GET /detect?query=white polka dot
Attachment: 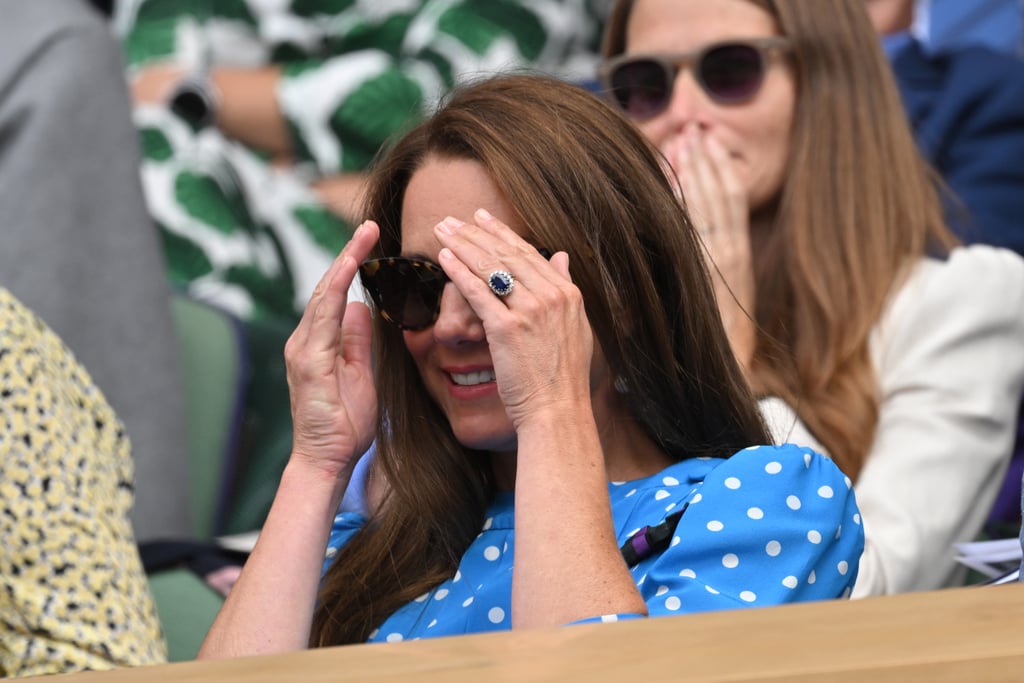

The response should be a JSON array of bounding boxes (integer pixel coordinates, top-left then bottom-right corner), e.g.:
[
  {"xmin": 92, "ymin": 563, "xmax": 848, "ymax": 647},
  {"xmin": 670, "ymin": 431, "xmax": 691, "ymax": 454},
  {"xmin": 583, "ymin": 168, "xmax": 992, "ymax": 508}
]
[
  {"xmin": 765, "ymin": 540, "xmax": 781, "ymax": 556},
  {"xmin": 369, "ymin": 629, "xmax": 379, "ymax": 639},
  {"xmin": 637, "ymin": 573, "xmax": 647, "ymax": 585},
  {"xmin": 625, "ymin": 488, "xmax": 637, "ymax": 498},
  {"xmin": 462, "ymin": 597, "xmax": 474, "ymax": 607},
  {"xmin": 488, "ymin": 607, "xmax": 506, "ymax": 624},
  {"xmin": 503, "ymin": 541, "xmax": 508, "ymax": 553},
  {"xmin": 428, "ymin": 619, "xmax": 437, "ymax": 629},
  {"xmin": 724, "ymin": 477, "xmax": 741, "ymax": 490},
  {"xmin": 454, "ymin": 570, "xmax": 462, "ymax": 582},
  {"xmin": 782, "ymin": 576, "xmax": 798, "ymax": 589},
  {"xmin": 842, "ymin": 586, "xmax": 852, "ymax": 598},
  {"xmin": 835, "ymin": 525, "xmax": 842, "ymax": 540},
  {"xmin": 663, "ymin": 476, "xmax": 680, "ymax": 486},
  {"xmin": 838, "ymin": 561, "xmax": 849, "ymax": 576},
  {"xmin": 786, "ymin": 495, "xmax": 802, "ymax": 510},
  {"xmin": 844, "ymin": 476, "xmax": 852, "ymax": 489},
  {"xmin": 747, "ymin": 507, "xmax": 764, "ymax": 520},
  {"xmin": 853, "ymin": 513, "xmax": 862, "ymax": 525},
  {"xmin": 679, "ymin": 568, "xmax": 697, "ymax": 579},
  {"xmin": 654, "ymin": 490, "xmax": 670, "ymax": 501},
  {"xmin": 808, "ymin": 570, "xmax": 817, "ymax": 584},
  {"xmin": 817, "ymin": 485, "xmax": 834, "ymax": 499},
  {"xmin": 656, "ymin": 585, "xmax": 669, "ymax": 597},
  {"xmin": 386, "ymin": 633, "xmax": 403, "ymax": 643},
  {"xmin": 671, "ymin": 536, "xmax": 681, "ymax": 547},
  {"xmin": 483, "ymin": 546, "xmax": 500, "ymax": 561},
  {"xmin": 706, "ymin": 520, "xmax": 724, "ymax": 532},
  {"xmin": 665, "ymin": 502, "xmax": 677, "ymax": 512},
  {"xmin": 705, "ymin": 585, "xmax": 720, "ymax": 595},
  {"xmin": 804, "ymin": 453, "xmax": 812, "ymax": 468},
  {"xmin": 482, "ymin": 517, "xmax": 494, "ymax": 530},
  {"xmin": 627, "ymin": 527, "xmax": 641, "ymax": 538},
  {"xmin": 434, "ymin": 589, "xmax": 449, "ymax": 601},
  {"xmin": 722, "ymin": 553, "xmax": 739, "ymax": 569},
  {"xmin": 414, "ymin": 592, "xmax": 429, "ymax": 603},
  {"xmin": 665, "ymin": 596, "xmax": 682, "ymax": 611},
  {"xmin": 690, "ymin": 493, "xmax": 703, "ymax": 504},
  {"xmin": 611, "ymin": 481, "xmax": 625, "ymax": 486},
  {"xmin": 807, "ymin": 530, "xmax": 822, "ymax": 544},
  {"xmin": 739, "ymin": 591, "xmax": 757, "ymax": 603},
  {"xmin": 765, "ymin": 461, "xmax": 783, "ymax": 474},
  {"xmin": 601, "ymin": 614, "xmax": 619, "ymax": 623},
  {"xmin": 325, "ymin": 546, "xmax": 337, "ymax": 558}
]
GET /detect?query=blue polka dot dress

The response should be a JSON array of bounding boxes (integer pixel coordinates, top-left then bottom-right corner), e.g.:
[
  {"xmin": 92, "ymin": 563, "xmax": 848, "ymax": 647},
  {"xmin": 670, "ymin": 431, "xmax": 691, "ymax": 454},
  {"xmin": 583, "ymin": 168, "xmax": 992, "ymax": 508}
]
[{"xmin": 323, "ymin": 443, "xmax": 863, "ymax": 642}]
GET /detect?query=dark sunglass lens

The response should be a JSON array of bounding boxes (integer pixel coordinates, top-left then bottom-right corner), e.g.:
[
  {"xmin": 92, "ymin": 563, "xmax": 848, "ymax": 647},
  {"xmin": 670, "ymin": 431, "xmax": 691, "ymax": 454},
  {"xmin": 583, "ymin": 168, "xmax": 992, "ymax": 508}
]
[
  {"xmin": 610, "ymin": 59, "xmax": 672, "ymax": 119},
  {"xmin": 700, "ymin": 44, "xmax": 764, "ymax": 102},
  {"xmin": 361, "ymin": 260, "xmax": 445, "ymax": 330}
]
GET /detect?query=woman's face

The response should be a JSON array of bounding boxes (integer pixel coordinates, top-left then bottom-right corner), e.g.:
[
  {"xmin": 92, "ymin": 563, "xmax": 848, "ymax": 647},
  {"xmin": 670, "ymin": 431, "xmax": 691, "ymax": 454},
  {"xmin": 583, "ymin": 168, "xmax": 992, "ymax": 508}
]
[
  {"xmin": 399, "ymin": 156, "xmax": 615, "ymax": 455},
  {"xmin": 624, "ymin": 0, "xmax": 796, "ymax": 210}
]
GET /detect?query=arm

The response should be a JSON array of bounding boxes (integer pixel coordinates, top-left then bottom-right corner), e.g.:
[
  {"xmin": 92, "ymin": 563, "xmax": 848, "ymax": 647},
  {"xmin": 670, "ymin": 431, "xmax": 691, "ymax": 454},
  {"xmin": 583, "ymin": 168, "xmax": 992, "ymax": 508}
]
[
  {"xmin": 852, "ymin": 246, "xmax": 1024, "ymax": 596},
  {"xmin": 199, "ymin": 222, "xmax": 381, "ymax": 657},
  {"xmin": 636, "ymin": 445, "xmax": 862, "ymax": 614},
  {"xmin": 434, "ymin": 211, "xmax": 647, "ymax": 627}
]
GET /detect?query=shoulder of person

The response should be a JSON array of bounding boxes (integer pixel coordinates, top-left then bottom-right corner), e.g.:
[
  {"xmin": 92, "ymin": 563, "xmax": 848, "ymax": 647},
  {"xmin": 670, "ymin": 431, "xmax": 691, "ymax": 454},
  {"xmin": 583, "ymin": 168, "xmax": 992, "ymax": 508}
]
[{"xmin": 887, "ymin": 245, "xmax": 1024, "ymax": 317}]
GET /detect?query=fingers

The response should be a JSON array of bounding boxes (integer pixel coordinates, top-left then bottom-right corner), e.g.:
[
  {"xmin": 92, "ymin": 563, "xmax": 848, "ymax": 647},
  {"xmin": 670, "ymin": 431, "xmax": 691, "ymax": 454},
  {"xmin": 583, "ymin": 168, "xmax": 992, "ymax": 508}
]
[
  {"xmin": 433, "ymin": 210, "xmax": 576, "ymax": 326},
  {"xmin": 291, "ymin": 220, "xmax": 379, "ymax": 353}
]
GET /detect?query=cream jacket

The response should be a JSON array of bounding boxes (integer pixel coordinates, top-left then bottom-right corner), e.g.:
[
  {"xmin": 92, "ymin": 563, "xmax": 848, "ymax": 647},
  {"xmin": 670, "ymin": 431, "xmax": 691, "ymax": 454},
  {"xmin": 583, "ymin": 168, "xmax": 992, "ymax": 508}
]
[{"xmin": 761, "ymin": 245, "xmax": 1024, "ymax": 597}]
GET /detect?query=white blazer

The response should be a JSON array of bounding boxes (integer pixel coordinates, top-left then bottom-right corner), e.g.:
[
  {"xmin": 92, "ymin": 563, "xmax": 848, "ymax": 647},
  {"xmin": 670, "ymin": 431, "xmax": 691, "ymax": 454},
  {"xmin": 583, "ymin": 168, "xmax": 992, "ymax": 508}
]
[{"xmin": 762, "ymin": 245, "xmax": 1024, "ymax": 597}]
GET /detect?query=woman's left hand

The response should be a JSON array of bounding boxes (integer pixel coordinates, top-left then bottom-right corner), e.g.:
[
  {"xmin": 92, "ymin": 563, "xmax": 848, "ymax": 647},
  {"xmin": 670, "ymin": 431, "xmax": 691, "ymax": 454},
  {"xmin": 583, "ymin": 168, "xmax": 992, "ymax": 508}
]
[{"xmin": 433, "ymin": 210, "xmax": 593, "ymax": 430}]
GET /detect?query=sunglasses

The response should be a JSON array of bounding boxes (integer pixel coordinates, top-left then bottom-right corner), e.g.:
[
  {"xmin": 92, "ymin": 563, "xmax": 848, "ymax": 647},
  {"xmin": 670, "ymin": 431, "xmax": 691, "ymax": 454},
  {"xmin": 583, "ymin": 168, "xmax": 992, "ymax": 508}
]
[
  {"xmin": 360, "ymin": 250, "xmax": 552, "ymax": 331},
  {"xmin": 599, "ymin": 38, "xmax": 789, "ymax": 120}
]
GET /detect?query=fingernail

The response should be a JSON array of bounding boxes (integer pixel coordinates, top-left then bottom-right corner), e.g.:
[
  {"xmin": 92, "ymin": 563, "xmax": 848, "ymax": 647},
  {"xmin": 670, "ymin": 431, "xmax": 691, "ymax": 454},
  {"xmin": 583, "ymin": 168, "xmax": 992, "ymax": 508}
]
[
  {"xmin": 439, "ymin": 247, "xmax": 455, "ymax": 261},
  {"xmin": 475, "ymin": 208, "xmax": 494, "ymax": 222},
  {"xmin": 437, "ymin": 216, "xmax": 463, "ymax": 235}
]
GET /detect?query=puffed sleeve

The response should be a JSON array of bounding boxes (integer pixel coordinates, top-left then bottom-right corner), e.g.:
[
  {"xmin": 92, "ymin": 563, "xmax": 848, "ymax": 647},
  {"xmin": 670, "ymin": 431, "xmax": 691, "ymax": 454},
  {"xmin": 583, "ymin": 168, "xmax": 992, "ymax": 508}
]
[
  {"xmin": 321, "ymin": 511, "xmax": 368, "ymax": 577},
  {"xmin": 634, "ymin": 444, "xmax": 862, "ymax": 616},
  {"xmin": 852, "ymin": 246, "xmax": 1024, "ymax": 596}
]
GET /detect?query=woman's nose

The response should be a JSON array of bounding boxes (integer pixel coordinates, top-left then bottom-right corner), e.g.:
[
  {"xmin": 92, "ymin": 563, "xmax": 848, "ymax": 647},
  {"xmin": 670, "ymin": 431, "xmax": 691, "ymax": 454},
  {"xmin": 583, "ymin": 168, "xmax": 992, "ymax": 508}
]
[
  {"xmin": 432, "ymin": 283, "xmax": 486, "ymax": 345},
  {"xmin": 663, "ymin": 68, "xmax": 715, "ymax": 132}
]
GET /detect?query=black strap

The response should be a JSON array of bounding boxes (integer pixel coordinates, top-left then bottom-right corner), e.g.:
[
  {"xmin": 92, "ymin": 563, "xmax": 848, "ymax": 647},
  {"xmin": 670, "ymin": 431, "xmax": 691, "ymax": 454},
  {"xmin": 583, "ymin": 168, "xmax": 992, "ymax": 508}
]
[{"xmin": 620, "ymin": 503, "xmax": 688, "ymax": 567}]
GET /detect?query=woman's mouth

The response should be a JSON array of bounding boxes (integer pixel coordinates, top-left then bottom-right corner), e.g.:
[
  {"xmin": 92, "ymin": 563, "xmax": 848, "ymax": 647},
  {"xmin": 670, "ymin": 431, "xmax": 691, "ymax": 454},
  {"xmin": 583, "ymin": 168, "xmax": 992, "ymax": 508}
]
[{"xmin": 449, "ymin": 369, "xmax": 497, "ymax": 386}]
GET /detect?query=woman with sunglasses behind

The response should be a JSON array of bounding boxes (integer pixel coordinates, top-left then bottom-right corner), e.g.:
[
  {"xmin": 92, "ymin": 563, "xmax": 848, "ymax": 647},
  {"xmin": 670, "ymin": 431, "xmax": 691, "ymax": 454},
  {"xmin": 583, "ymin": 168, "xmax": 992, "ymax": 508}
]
[
  {"xmin": 197, "ymin": 74, "xmax": 862, "ymax": 655},
  {"xmin": 600, "ymin": 0, "xmax": 1024, "ymax": 597}
]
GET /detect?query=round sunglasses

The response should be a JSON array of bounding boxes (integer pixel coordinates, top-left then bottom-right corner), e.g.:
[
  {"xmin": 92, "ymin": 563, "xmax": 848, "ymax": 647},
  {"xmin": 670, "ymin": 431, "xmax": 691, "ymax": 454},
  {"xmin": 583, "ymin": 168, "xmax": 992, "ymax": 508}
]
[
  {"xmin": 598, "ymin": 38, "xmax": 790, "ymax": 120},
  {"xmin": 360, "ymin": 250, "xmax": 552, "ymax": 331}
]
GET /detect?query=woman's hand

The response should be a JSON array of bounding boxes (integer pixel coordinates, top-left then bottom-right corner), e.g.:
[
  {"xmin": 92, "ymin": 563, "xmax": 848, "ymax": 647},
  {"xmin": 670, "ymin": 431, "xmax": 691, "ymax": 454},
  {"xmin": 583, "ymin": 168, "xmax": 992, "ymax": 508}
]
[
  {"xmin": 433, "ymin": 210, "xmax": 594, "ymax": 430},
  {"xmin": 665, "ymin": 125, "xmax": 757, "ymax": 374},
  {"xmin": 284, "ymin": 220, "xmax": 380, "ymax": 480}
]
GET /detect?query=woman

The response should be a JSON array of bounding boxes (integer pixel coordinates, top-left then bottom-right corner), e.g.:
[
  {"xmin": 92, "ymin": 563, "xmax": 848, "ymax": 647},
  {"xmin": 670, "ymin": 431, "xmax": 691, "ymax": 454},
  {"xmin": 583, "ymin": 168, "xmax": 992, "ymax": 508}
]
[
  {"xmin": 198, "ymin": 74, "xmax": 861, "ymax": 655},
  {"xmin": 600, "ymin": 0, "xmax": 1024, "ymax": 596}
]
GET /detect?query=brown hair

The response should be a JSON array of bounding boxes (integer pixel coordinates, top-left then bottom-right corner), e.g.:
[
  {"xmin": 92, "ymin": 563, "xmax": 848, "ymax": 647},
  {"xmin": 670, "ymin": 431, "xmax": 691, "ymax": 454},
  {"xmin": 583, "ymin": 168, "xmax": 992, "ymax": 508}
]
[
  {"xmin": 603, "ymin": 0, "xmax": 958, "ymax": 479},
  {"xmin": 311, "ymin": 74, "xmax": 770, "ymax": 645}
]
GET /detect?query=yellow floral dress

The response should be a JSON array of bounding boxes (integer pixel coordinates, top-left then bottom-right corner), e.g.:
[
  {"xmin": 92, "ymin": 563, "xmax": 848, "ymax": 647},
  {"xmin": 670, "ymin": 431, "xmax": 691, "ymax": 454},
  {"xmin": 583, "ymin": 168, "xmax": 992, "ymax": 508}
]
[{"xmin": 0, "ymin": 289, "xmax": 166, "ymax": 676}]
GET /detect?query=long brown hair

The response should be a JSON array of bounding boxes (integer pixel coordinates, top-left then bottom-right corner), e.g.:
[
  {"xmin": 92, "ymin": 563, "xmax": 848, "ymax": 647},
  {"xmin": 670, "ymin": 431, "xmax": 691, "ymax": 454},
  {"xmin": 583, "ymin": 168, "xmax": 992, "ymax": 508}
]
[
  {"xmin": 603, "ymin": 0, "xmax": 958, "ymax": 479},
  {"xmin": 311, "ymin": 73, "xmax": 770, "ymax": 645}
]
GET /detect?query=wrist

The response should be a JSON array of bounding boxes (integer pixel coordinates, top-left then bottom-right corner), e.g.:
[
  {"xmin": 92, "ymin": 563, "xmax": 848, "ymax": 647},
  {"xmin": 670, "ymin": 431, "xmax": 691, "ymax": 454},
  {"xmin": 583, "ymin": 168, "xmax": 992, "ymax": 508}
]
[{"xmin": 168, "ymin": 71, "xmax": 220, "ymax": 129}]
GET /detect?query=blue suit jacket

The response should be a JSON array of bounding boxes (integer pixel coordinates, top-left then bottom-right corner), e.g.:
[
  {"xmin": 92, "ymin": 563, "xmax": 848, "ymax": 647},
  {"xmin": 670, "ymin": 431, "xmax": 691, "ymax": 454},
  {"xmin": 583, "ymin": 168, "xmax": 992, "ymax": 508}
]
[{"xmin": 890, "ymin": 39, "xmax": 1024, "ymax": 255}]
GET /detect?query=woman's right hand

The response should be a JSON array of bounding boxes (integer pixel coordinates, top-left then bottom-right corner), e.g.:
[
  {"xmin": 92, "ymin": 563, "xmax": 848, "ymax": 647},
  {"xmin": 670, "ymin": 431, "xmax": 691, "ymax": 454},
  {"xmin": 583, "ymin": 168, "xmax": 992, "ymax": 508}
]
[
  {"xmin": 284, "ymin": 220, "xmax": 380, "ymax": 480},
  {"xmin": 664, "ymin": 125, "xmax": 758, "ymax": 375}
]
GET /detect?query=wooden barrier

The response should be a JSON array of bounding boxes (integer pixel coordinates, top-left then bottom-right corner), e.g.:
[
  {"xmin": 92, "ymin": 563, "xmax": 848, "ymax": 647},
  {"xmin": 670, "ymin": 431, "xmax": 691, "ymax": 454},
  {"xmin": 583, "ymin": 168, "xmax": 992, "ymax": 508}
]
[{"xmin": 54, "ymin": 583, "xmax": 1024, "ymax": 682}]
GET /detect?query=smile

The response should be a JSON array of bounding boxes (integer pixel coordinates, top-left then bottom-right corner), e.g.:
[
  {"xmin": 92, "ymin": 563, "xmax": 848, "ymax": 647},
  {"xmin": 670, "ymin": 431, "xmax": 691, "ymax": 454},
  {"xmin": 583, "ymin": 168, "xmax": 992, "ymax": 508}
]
[{"xmin": 449, "ymin": 369, "xmax": 497, "ymax": 386}]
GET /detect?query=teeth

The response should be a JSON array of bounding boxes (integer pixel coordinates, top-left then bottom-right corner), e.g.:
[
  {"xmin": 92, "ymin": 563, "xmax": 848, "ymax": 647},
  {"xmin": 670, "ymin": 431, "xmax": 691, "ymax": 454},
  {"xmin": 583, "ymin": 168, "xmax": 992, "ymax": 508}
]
[{"xmin": 450, "ymin": 369, "xmax": 496, "ymax": 386}]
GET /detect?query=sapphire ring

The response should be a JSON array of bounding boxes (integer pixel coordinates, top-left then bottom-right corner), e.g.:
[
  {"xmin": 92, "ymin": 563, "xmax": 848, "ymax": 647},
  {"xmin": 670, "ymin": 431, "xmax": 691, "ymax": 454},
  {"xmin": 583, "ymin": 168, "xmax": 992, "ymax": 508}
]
[{"xmin": 487, "ymin": 270, "xmax": 515, "ymax": 298}]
